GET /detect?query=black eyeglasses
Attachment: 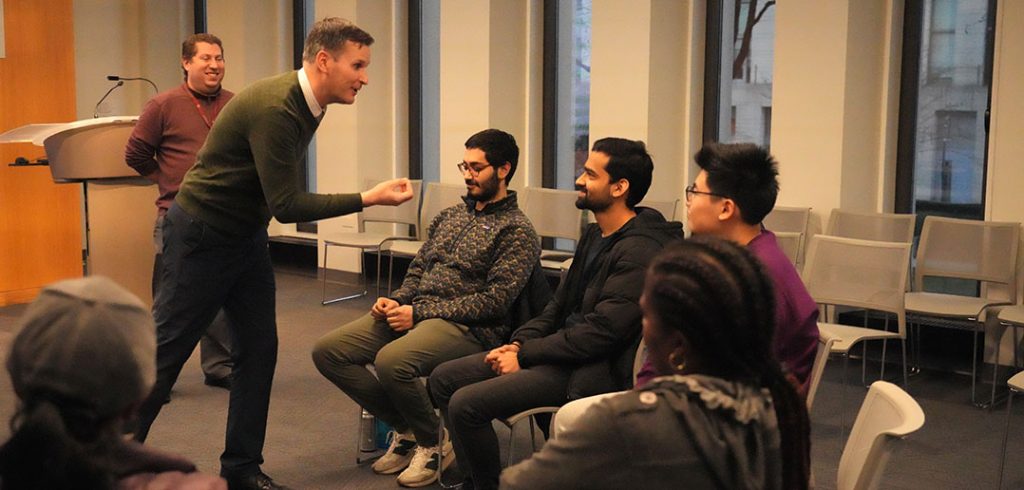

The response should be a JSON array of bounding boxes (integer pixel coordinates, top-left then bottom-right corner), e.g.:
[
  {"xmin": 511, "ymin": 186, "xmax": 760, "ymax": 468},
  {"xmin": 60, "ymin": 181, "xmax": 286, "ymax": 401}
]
[
  {"xmin": 457, "ymin": 162, "xmax": 491, "ymax": 176},
  {"xmin": 685, "ymin": 183, "xmax": 728, "ymax": 202}
]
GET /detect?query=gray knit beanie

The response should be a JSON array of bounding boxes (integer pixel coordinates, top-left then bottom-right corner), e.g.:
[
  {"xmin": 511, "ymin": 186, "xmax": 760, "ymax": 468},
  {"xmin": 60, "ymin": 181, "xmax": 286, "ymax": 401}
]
[{"xmin": 7, "ymin": 276, "xmax": 156, "ymax": 419}]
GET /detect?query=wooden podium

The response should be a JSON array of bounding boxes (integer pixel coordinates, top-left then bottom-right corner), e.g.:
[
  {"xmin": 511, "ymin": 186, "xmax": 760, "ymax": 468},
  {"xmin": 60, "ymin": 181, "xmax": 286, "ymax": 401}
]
[{"xmin": 0, "ymin": 117, "xmax": 159, "ymax": 305}]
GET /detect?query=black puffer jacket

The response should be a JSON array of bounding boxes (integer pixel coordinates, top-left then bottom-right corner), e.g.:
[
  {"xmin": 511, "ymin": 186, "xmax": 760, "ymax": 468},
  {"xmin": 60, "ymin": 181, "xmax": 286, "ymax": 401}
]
[{"xmin": 510, "ymin": 207, "xmax": 684, "ymax": 399}]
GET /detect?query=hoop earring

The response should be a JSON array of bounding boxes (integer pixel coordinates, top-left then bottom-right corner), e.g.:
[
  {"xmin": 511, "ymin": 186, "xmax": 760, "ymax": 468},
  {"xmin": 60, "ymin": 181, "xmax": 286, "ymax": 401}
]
[{"xmin": 668, "ymin": 351, "xmax": 686, "ymax": 372}]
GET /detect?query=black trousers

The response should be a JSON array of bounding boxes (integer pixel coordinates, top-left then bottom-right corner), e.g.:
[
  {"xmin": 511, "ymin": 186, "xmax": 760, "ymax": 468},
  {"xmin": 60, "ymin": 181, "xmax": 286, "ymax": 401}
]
[
  {"xmin": 135, "ymin": 203, "xmax": 277, "ymax": 478},
  {"xmin": 153, "ymin": 246, "xmax": 234, "ymax": 381},
  {"xmin": 428, "ymin": 352, "xmax": 573, "ymax": 490}
]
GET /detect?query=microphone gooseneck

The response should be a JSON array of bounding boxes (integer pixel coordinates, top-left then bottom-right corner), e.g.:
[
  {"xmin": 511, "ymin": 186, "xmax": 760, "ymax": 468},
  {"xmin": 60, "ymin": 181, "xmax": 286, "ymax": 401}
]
[
  {"xmin": 106, "ymin": 75, "xmax": 159, "ymax": 95},
  {"xmin": 93, "ymin": 81, "xmax": 125, "ymax": 118}
]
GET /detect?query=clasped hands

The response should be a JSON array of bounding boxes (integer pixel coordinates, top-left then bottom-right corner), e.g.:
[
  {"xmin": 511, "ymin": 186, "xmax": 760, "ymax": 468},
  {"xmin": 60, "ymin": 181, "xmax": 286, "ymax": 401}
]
[
  {"xmin": 485, "ymin": 343, "xmax": 521, "ymax": 375},
  {"xmin": 371, "ymin": 297, "xmax": 414, "ymax": 332}
]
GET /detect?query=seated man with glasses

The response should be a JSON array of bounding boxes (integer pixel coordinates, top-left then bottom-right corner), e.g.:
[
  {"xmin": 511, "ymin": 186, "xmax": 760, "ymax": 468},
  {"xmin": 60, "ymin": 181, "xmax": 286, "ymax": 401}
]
[
  {"xmin": 644, "ymin": 142, "xmax": 820, "ymax": 393},
  {"xmin": 312, "ymin": 128, "xmax": 540, "ymax": 488}
]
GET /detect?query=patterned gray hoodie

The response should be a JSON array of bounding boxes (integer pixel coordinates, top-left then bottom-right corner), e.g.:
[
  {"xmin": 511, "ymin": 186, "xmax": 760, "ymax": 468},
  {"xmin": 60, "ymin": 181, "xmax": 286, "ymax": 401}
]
[{"xmin": 390, "ymin": 190, "xmax": 540, "ymax": 349}]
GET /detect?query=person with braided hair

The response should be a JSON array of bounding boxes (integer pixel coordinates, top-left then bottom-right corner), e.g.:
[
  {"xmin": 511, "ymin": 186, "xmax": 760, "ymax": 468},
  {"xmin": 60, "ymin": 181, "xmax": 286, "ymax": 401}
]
[{"xmin": 501, "ymin": 237, "xmax": 811, "ymax": 489}]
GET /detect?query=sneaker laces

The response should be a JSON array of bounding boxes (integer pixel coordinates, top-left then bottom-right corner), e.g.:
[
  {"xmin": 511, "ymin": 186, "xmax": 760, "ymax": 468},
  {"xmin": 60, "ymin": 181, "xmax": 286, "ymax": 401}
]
[
  {"xmin": 385, "ymin": 430, "xmax": 415, "ymax": 453},
  {"xmin": 409, "ymin": 445, "xmax": 437, "ymax": 469}
]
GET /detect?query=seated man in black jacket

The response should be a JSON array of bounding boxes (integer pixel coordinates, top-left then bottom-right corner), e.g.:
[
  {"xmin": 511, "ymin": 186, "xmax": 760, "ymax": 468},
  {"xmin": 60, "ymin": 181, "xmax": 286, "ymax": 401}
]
[{"xmin": 428, "ymin": 137, "xmax": 684, "ymax": 490}]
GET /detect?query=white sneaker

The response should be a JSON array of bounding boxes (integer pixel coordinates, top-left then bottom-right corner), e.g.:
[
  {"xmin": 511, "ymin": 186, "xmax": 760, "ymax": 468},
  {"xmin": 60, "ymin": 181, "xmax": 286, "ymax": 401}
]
[
  {"xmin": 371, "ymin": 430, "xmax": 417, "ymax": 475},
  {"xmin": 395, "ymin": 437, "xmax": 453, "ymax": 487}
]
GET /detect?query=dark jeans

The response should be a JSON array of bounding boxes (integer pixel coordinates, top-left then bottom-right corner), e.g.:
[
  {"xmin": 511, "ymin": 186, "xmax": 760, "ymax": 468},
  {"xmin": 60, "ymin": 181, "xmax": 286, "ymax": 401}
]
[
  {"xmin": 135, "ymin": 203, "xmax": 277, "ymax": 478},
  {"xmin": 428, "ymin": 352, "xmax": 573, "ymax": 490},
  {"xmin": 153, "ymin": 216, "xmax": 234, "ymax": 381}
]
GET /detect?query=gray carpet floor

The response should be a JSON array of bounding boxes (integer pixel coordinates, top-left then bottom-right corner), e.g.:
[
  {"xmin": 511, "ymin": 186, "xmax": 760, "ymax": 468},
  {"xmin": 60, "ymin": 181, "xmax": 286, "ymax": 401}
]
[{"xmin": 0, "ymin": 269, "xmax": 1021, "ymax": 489}]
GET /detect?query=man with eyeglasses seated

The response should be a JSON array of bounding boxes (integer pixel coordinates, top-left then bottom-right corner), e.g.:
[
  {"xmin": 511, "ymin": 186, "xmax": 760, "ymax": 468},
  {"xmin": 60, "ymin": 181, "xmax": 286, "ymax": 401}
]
[
  {"xmin": 312, "ymin": 128, "xmax": 540, "ymax": 488},
  {"xmin": 645, "ymin": 143, "xmax": 819, "ymax": 394},
  {"xmin": 428, "ymin": 137, "xmax": 684, "ymax": 490}
]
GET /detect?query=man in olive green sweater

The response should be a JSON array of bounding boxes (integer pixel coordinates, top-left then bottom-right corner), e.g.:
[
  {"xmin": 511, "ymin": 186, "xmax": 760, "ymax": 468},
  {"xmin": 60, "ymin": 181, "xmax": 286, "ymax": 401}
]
[{"xmin": 134, "ymin": 18, "xmax": 413, "ymax": 490}]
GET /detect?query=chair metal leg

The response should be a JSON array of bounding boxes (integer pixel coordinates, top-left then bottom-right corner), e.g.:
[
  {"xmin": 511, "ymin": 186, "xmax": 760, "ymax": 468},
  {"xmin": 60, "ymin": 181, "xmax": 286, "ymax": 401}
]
[
  {"xmin": 991, "ymin": 323, "xmax": 1023, "ymax": 410},
  {"xmin": 972, "ymin": 329, "xmax": 983, "ymax": 407},
  {"xmin": 321, "ymin": 242, "xmax": 330, "ymax": 305},
  {"xmin": 506, "ymin": 422, "xmax": 515, "ymax": 469},
  {"xmin": 436, "ymin": 415, "xmax": 460, "ymax": 489},
  {"xmin": 862, "ymin": 341, "xmax": 869, "ymax": 387},
  {"xmin": 879, "ymin": 316, "xmax": 891, "ymax": 384},
  {"xmin": 321, "ymin": 244, "xmax": 370, "ymax": 305},
  {"xmin": 999, "ymin": 389, "xmax": 1017, "ymax": 489},
  {"xmin": 840, "ymin": 354, "xmax": 849, "ymax": 441},
  {"xmin": 375, "ymin": 250, "xmax": 383, "ymax": 298},
  {"xmin": 901, "ymin": 339, "xmax": 909, "ymax": 388},
  {"xmin": 528, "ymin": 416, "xmax": 538, "ymax": 452},
  {"xmin": 909, "ymin": 321, "xmax": 922, "ymax": 375},
  {"xmin": 387, "ymin": 251, "xmax": 396, "ymax": 295},
  {"xmin": 993, "ymin": 326, "xmax": 1003, "ymax": 409}
]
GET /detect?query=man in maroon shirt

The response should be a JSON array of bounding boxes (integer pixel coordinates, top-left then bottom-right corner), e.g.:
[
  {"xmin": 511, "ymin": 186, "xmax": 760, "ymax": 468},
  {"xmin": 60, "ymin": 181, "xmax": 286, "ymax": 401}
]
[{"xmin": 125, "ymin": 33, "xmax": 235, "ymax": 390}]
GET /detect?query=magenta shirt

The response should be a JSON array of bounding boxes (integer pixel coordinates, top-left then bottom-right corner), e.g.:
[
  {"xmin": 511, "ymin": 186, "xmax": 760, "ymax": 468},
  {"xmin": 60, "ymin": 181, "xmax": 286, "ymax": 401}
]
[{"xmin": 636, "ymin": 230, "xmax": 820, "ymax": 394}]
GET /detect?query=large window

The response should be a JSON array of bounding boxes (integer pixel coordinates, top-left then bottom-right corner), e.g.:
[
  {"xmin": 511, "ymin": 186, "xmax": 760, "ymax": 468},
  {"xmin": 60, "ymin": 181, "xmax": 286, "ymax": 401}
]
[
  {"xmin": 703, "ymin": 0, "xmax": 776, "ymax": 146},
  {"xmin": 896, "ymin": 0, "xmax": 995, "ymax": 220},
  {"xmin": 543, "ymin": 0, "xmax": 591, "ymax": 190}
]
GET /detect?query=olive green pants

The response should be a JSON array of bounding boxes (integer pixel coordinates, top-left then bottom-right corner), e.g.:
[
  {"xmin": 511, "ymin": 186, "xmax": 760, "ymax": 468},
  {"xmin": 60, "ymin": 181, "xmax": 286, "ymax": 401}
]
[{"xmin": 312, "ymin": 313, "xmax": 483, "ymax": 446}]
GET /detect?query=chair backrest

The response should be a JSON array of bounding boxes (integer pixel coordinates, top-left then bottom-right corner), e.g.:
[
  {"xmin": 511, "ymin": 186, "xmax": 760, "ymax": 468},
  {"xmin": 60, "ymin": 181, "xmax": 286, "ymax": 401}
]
[
  {"xmin": 802, "ymin": 235, "xmax": 911, "ymax": 337},
  {"xmin": 521, "ymin": 187, "xmax": 584, "ymax": 241},
  {"xmin": 826, "ymin": 209, "xmax": 916, "ymax": 244},
  {"xmin": 764, "ymin": 206, "xmax": 811, "ymax": 267},
  {"xmin": 806, "ymin": 332, "xmax": 835, "ymax": 411},
  {"xmin": 418, "ymin": 182, "xmax": 467, "ymax": 238},
  {"xmin": 637, "ymin": 199, "xmax": 679, "ymax": 221},
  {"xmin": 838, "ymin": 381, "xmax": 925, "ymax": 490},
  {"xmin": 764, "ymin": 206, "xmax": 811, "ymax": 235},
  {"xmin": 774, "ymin": 231, "xmax": 803, "ymax": 267},
  {"xmin": 913, "ymin": 216, "xmax": 1020, "ymax": 300},
  {"xmin": 360, "ymin": 179, "xmax": 423, "ymax": 231}
]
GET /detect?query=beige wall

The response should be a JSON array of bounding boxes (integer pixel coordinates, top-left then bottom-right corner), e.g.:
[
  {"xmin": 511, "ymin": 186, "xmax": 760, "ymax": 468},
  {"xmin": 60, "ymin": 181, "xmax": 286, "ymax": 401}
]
[
  {"xmin": 772, "ymin": 1, "xmax": 899, "ymax": 234},
  {"xmin": 987, "ymin": 0, "xmax": 1024, "ymax": 301},
  {"xmin": 589, "ymin": 0, "xmax": 699, "ymax": 205},
  {"xmin": 75, "ymin": 0, "xmax": 192, "ymax": 119},
  {"xmin": 68, "ymin": 0, "xmax": 1024, "ymax": 279}
]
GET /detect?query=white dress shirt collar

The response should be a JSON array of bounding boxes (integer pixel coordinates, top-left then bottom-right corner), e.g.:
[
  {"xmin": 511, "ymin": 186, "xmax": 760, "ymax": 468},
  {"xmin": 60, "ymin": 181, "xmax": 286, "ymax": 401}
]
[{"xmin": 297, "ymin": 67, "xmax": 324, "ymax": 120}]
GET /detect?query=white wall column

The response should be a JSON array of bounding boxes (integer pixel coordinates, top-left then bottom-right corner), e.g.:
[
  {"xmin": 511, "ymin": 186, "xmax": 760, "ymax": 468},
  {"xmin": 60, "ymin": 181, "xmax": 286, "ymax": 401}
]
[
  {"xmin": 588, "ymin": 0, "xmax": 697, "ymax": 204},
  {"xmin": 771, "ymin": 0, "xmax": 899, "ymax": 227}
]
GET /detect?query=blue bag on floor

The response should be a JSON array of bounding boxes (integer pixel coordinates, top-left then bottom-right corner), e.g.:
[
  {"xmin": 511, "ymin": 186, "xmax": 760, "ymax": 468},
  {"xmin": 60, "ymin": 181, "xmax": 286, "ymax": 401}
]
[{"xmin": 375, "ymin": 418, "xmax": 393, "ymax": 449}]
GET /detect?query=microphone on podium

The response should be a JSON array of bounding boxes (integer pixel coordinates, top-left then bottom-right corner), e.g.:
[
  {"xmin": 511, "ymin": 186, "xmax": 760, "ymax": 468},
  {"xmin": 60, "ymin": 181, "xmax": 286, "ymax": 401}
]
[
  {"xmin": 106, "ymin": 75, "xmax": 159, "ymax": 95},
  {"xmin": 93, "ymin": 80, "xmax": 125, "ymax": 118}
]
